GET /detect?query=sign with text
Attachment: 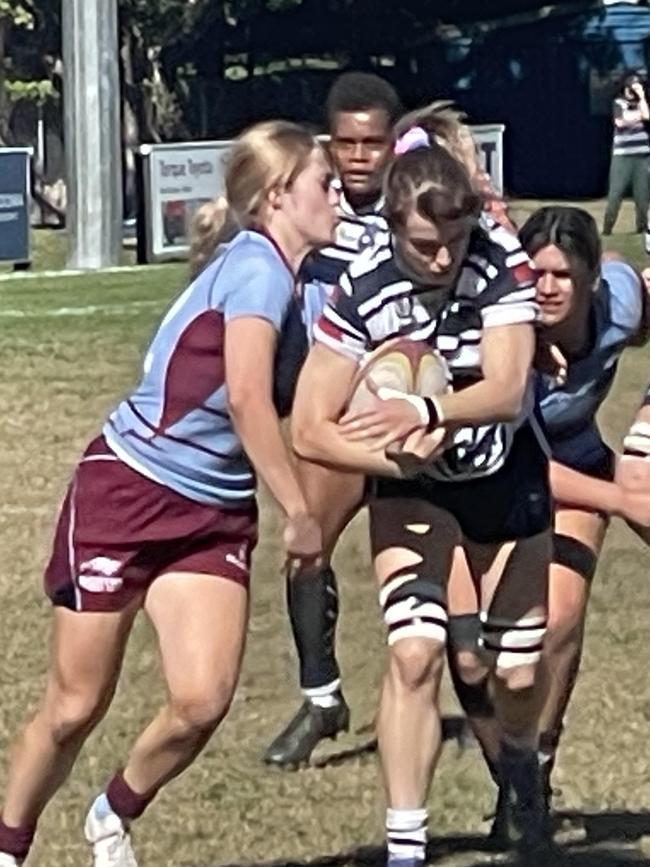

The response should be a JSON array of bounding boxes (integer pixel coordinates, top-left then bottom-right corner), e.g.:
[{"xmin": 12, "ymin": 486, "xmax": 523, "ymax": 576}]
[
  {"xmin": 0, "ymin": 148, "xmax": 32, "ymax": 265},
  {"xmin": 471, "ymin": 124, "xmax": 505, "ymax": 196},
  {"xmin": 136, "ymin": 126, "xmax": 505, "ymax": 263},
  {"xmin": 137, "ymin": 141, "xmax": 230, "ymax": 262}
]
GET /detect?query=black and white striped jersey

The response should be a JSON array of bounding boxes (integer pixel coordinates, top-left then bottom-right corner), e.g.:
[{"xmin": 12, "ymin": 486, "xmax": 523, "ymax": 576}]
[
  {"xmin": 314, "ymin": 225, "xmax": 542, "ymax": 482},
  {"xmin": 301, "ymin": 191, "xmax": 389, "ymax": 288}
]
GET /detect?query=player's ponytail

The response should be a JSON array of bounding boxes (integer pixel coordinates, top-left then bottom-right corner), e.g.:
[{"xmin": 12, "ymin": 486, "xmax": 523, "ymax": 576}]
[{"xmin": 187, "ymin": 197, "xmax": 237, "ymax": 280}]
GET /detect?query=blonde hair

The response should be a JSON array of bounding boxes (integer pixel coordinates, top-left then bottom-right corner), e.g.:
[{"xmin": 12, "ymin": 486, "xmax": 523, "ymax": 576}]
[
  {"xmin": 187, "ymin": 121, "xmax": 318, "ymax": 279},
  {"xmin": 188, "ymin": 196, "xmax": 230, "ymax": 279},
  {"xmin": 225, "ymin": 120, "xmax": 318, "ymax": 228},
  {"xmin": 395, "ymin": 101, "xmax": 478, "ymax": 176}
]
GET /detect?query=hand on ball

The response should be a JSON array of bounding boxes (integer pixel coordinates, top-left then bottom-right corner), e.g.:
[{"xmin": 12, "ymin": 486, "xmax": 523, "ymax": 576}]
[{"xmin": 339, "ymin": 394, "xmax": 423, "ymax": 450}]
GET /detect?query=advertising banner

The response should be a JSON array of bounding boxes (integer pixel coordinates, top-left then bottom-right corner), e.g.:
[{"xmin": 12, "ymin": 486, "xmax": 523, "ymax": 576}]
[
  {"xmin": 0, "ymin": 148, "xmax": 32, "ymax": 265},
  {"xmin": 137, "ymin": 141, "xmax": 231, "ymax": 262}
]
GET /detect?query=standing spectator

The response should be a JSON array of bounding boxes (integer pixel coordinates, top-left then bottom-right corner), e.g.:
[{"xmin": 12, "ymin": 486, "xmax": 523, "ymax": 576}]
[{"xmin": 603, "ymin": 71, "xmax": 650, "ymax": 236}]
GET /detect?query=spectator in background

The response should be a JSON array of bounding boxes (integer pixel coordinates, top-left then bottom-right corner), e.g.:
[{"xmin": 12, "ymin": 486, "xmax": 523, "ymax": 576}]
[{"xmin": 603, "ymin": 71, "xmax": 650, "ymax": 236}]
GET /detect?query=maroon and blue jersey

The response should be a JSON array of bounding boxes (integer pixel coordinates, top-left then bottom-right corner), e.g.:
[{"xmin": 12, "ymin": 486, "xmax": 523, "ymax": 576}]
[{"xmin": 104, "ymin": 230, "xmax": 295, "ymax": 506}]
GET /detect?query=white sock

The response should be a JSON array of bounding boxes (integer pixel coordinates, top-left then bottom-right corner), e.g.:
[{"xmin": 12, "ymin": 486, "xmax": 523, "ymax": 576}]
[
  {"xmin": 303, "ymin": 679, "xmax": 341, "ymax": 708},
  {"xmin": 386, "ymin": 807, "xmax": 427, "ymax": 862}
]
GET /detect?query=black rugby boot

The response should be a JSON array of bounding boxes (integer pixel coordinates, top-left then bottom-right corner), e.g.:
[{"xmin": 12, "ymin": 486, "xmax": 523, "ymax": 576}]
[
  {"xmin": 263, "ymin": 694, "xmax": 350, "ymax": 768},
  {"xmin": 491, "ymin": 742, "xmax": 553, "ymax": 854}
]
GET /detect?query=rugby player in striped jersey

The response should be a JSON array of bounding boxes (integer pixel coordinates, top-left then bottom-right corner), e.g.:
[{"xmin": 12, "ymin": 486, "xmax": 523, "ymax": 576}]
[
  {"xmin": 266, "ymin": 96, "xmax": 528, "ymax": 769},
  {"xmin": 292, "ymin": 130, "xmax": 552, "ymax": 860}
]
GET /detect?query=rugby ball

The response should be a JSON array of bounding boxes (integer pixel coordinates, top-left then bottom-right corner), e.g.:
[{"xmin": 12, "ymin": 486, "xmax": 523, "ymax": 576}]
[{"xmin": 347, "ymin": 338, "xmax": 449, "ymax": 413}]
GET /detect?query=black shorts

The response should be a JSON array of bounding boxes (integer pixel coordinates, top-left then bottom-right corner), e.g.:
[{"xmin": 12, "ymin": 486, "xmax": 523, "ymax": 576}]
[{"xmin": 373, "ymin": 424, "xmax": 552, "ymax": 545}]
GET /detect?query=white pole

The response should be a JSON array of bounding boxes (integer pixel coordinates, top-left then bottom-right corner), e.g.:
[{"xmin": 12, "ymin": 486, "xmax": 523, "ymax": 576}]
[{"xmin": 62, "ymin": 0, "xmax": 122, "ymax": 269}]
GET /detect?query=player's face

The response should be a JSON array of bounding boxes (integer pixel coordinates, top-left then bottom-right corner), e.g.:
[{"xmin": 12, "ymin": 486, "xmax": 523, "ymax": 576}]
[
  {"xmin": 532, "ymin": 244, "xmax": 578, "ymax": 326},
  {"xmin": 396, "ymin": 208, "xmax": 474, "ymax": 288},
  {"xmin": 329, "ymin": 109, "xmax": 393, "ymax": 205},
  {"xmin": 283, "ymin": 148, "xmax": 339, "ymax": 247}
]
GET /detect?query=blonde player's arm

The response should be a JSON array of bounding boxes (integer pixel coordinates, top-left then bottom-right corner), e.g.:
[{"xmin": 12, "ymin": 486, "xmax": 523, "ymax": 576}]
[
  {"xmin": 291, "ymin": 343, "xmax": 401, "ymax": 477},
  {"xmin": 225, "ymin": 316, "xmax": 321, "ymax": 558}
]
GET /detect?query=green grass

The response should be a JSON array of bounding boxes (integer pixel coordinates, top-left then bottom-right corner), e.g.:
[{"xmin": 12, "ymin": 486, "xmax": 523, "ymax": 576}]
[
  {"xmin": 0, "ymin": 205, "xmax": 650, "ymax": 866},
  {"xmin": 0, "ymin": 229, "xmax": 141, "ymax": 274}
]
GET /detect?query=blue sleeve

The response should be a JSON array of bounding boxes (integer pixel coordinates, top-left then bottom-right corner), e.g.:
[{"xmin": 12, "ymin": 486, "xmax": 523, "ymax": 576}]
[
  {"xmin": 301, "ymin": 279, "xmax": 330, "ymax": 344},
  {"xmin": 602, "ymin": 260, "xmax": 642, "ymax": 343},
  {"xmin": 220, "ymin": 247, "xmax": 293, "ymax": 331}
]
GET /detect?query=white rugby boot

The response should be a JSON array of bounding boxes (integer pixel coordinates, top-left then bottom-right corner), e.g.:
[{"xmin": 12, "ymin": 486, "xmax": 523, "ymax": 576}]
[{"xmin": 84, "ymin": 795, "xmax": 138, "ymax": 867}]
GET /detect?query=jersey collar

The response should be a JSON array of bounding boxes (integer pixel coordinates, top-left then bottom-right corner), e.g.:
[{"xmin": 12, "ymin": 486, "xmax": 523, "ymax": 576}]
[{"xmin": 338, "ymin": 188, "xmax": 385, "ymax": 219}]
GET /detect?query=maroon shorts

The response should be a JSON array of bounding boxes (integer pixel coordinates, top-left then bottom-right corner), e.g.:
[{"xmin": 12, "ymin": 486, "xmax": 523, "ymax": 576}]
[{"xmin": 44, "ymin": 437, "xmax": 258, "ymax": 613}]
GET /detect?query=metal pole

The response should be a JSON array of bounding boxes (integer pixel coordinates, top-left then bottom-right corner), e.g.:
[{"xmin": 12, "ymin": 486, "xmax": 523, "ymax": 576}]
[{"xmin": 62, "ymin": 0, "xmax": 122, "ymax": 269}]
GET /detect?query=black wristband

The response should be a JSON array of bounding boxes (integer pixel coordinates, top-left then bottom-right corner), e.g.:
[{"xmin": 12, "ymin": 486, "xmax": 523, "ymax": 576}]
[{"xmin": 423, "ymin": 397, "xmax": 439, "ymax": 433}]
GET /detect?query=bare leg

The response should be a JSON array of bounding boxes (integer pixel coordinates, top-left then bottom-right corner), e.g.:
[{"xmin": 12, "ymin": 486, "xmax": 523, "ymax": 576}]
[
  {"xmin": 120, "ymin": 572, "xmax": 248, "ymax": 798},
  {"xmin": 446, "ymin": 548, "xmax": 500, "ymax": 774},
  {"xmin": 2, "ymin": 604, "xmax": 137, "ymax": 829},
  {"xmin": 372, "ymin": 498, "xmax": 458, "ymax": 808},
  {"xmin": 538, "ymin": 510, "xmax": 606, "ymax": 765},
  {"xmin": 468, "ymin": 532, "xmax": 550, "ymax": 749}
]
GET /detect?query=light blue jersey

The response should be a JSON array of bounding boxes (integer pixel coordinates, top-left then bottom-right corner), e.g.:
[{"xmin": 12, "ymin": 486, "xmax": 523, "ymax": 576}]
[
  {"xmin": 539, "ymin": 260, "xmax": 642, "ymax": 471},
  {"xmin": 104, "ymin": 230, "xmax": 295, "ymax": 506}
]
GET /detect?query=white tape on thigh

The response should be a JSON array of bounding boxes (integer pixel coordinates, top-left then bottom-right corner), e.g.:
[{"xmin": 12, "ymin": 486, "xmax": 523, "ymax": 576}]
[
  {"xmin": 623, "ymin": 421, "xmax": 650, "ymax": 457},
  {"xmin": 479, "ymin": 613, "xmax": 546, "ymax": 669},
  {"xmin": 380, "ymin": 572, "xmax": 448, "ymax": 646}
]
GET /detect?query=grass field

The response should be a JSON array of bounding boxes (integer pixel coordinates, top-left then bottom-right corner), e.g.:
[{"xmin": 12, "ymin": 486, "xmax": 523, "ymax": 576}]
[{"xmin": 1, "ymin": 204, "xmax": 650, "ymax": 867}]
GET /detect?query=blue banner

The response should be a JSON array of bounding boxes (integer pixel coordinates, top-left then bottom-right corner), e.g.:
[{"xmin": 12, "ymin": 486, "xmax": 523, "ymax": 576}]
[{"xmin": 0, "ymin": 149, "xmax": 31, "ymax": 264}]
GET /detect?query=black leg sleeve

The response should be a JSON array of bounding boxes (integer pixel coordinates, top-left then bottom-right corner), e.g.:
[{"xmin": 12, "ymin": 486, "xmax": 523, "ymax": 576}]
[{"xmin": 287, "ymin": 565, "xmax": 340, "ymax": 690}]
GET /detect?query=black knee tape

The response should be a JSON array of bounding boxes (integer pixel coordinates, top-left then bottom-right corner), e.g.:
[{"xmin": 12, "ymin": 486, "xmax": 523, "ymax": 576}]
[
  {"xmin": 380, "ymin": 565, "xmax": 447, "ymax": 646},
  {"xmin": 447, "ymin": 613, "xmax": 481, "ymax": 653},
  {"xmin": 287, "ymin": 565, "xmax": 340, "ymax": 690},
  {"xmin": 553, "ymin": 533, "xmax": 598, "ymax": 583}
]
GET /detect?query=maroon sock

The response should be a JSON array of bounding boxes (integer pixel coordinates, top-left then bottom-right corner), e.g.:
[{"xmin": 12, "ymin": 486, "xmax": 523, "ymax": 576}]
[
  {"xmin": 106, "ymin": 772, "xmax": 157, "ymax": 821},
  {"xmin": 0, "ymin": 817, "xmax": 36, "ymax": 860}
]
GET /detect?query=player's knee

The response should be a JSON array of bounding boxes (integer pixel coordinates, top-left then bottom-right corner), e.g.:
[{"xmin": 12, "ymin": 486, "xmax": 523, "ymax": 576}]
[
  {"xmin": 44, "ymin": 688, "xmax": 108, "ymax": 744},
  {"xmin": 169, "ymin": 681, "xmax": 235, "ymax": 735},
  {"xmin": 447, "ymin": 613, "xmax": 488, "ymax": 685},
  {"xmin": 494, "ymin": 661, "xmax": 538, "ymax": 693},
  {"xmin": 389, "ymin": 637, "xmax": 445, "ymax": 692},
  {"xmin": 455, "ymin": 649, "xmax": 488, "ymax": 685}
]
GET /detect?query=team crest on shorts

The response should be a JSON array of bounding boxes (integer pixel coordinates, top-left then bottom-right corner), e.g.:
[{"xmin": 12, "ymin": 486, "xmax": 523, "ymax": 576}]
[{"xmin": 78, "ymin": 556, "xmax": 124, "ymax": 593}]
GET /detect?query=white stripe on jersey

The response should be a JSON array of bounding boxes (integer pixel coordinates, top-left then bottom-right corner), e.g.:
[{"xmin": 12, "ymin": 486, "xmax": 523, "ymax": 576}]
[
  {"xmin": 358, "ymin": 280, "xmax": 414, "ymax": 318},
  {"xmin": 316, "ymin": 222, "xmax": 539, "ymax": 480}
]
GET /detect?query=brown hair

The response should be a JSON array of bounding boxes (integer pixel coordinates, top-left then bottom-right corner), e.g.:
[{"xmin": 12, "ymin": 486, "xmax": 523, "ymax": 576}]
[
  {"xmin": 385, "ymin": 138, "xmax": 481, "ymax": 229},
  {"xmin": 519, "ymin": 206, "xmax": 601, "ymax": 289},
  {"xmin": 225, "ymin": 120, "xmax": 319, "ymax": 228}
]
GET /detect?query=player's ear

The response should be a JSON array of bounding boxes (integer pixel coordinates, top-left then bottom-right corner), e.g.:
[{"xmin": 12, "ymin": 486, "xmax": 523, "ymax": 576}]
[{"xmin": 268, "ymin": 185, "xmax": 284, "ymax": 211}]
